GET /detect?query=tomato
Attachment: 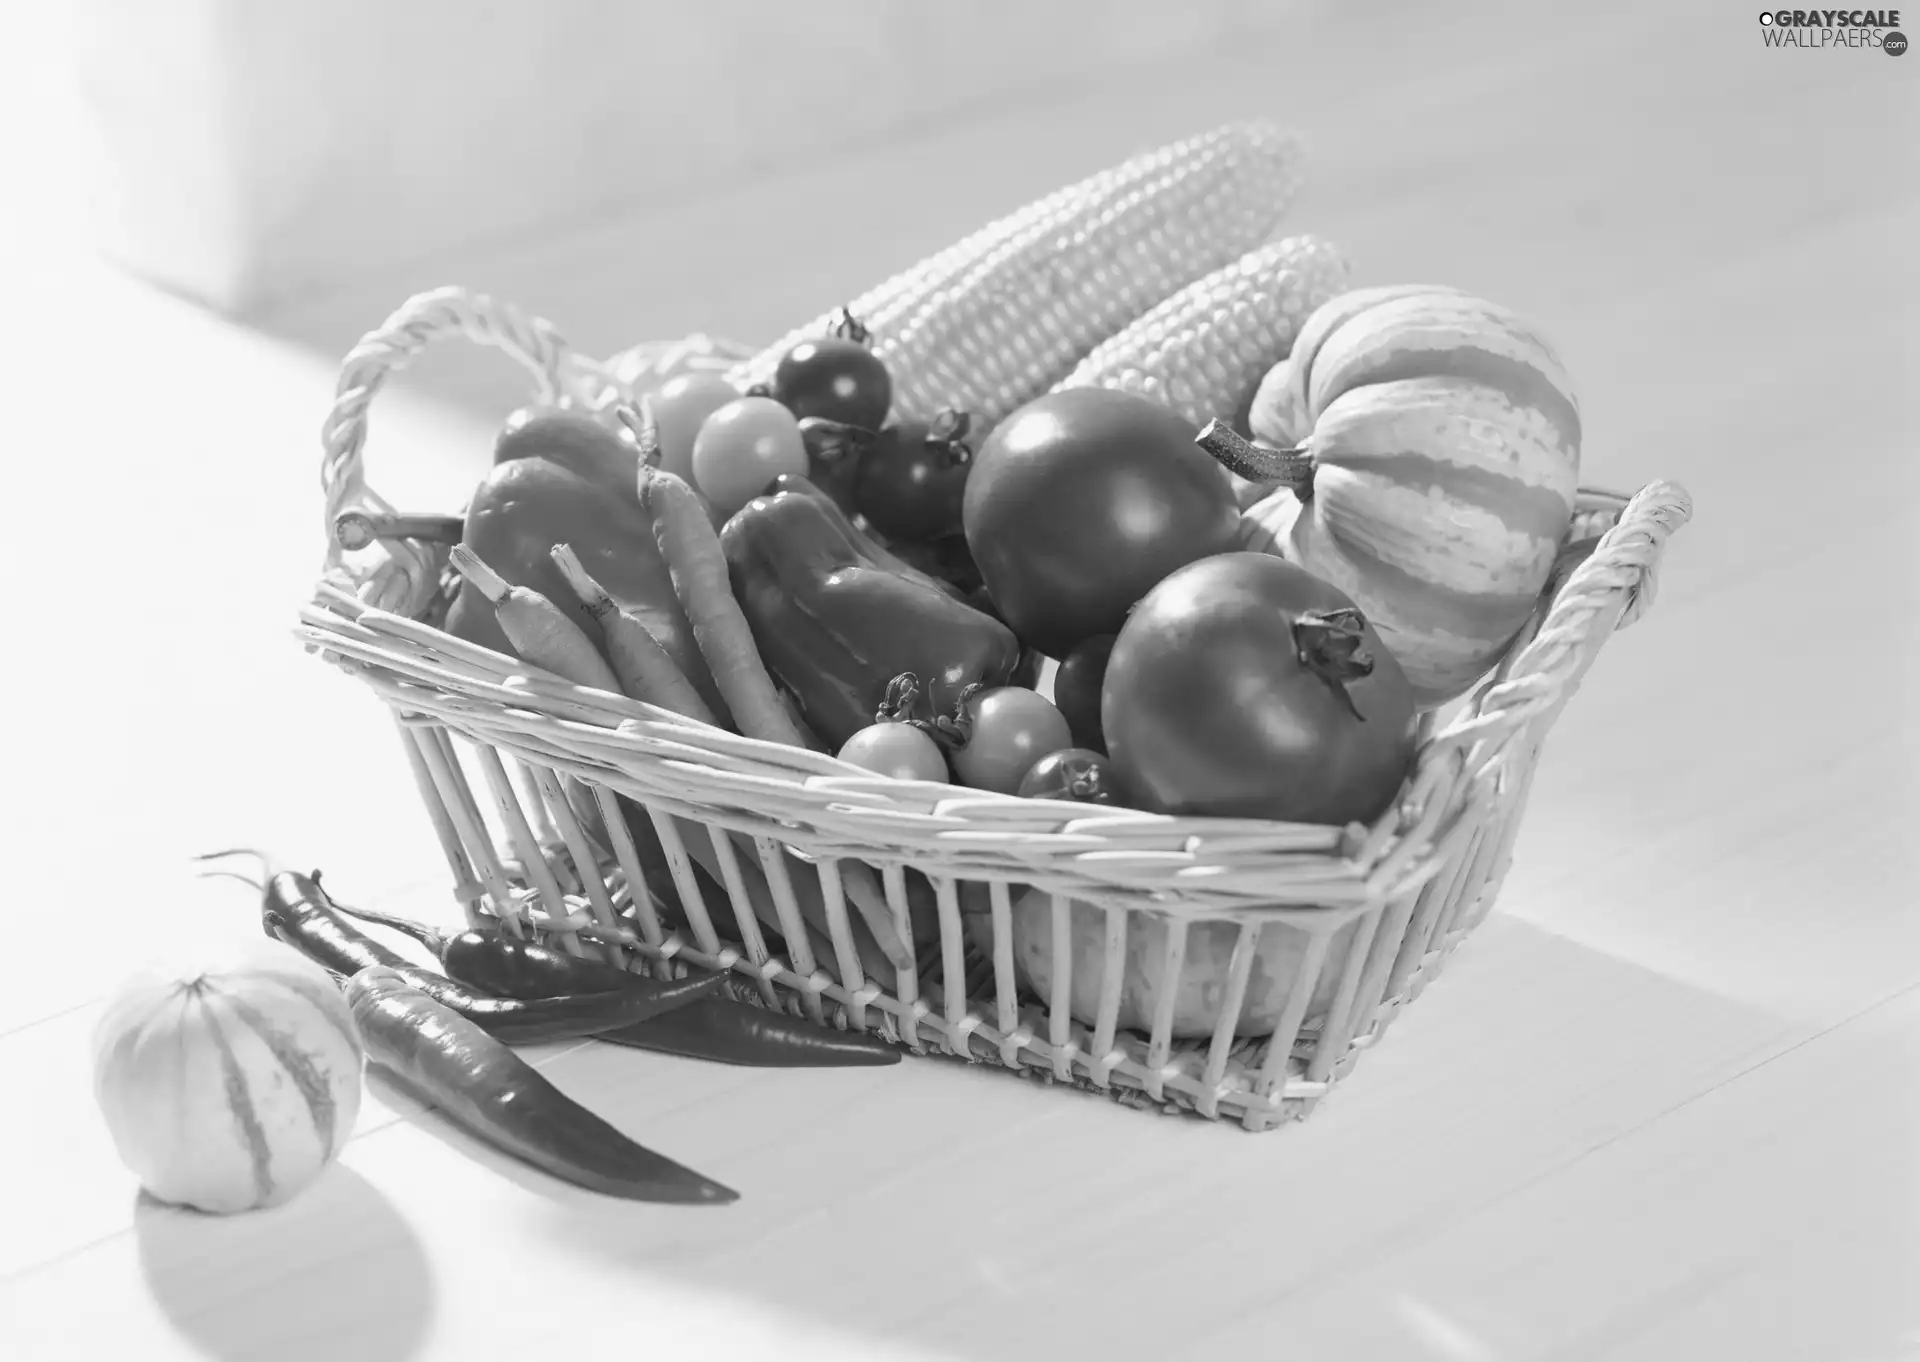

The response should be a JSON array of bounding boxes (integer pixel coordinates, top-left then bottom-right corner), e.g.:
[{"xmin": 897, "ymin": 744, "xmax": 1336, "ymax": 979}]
[
  {"xmin": 852, "ymin": 414, "xmax": 973, "ymax": 541},
  {"xmin": 836, "ymin": 722, "xmax": 949, "ymax": 783},
  {"xmin": 949, "ymin": 687, "xmax": 1072, "ymax": 794},
  {"xmin": 1101, "ymin": 552, "xmax": 1418, "ymax": 826},
  {"xmin": 647, "ymin": 373, "xmax": 739, "ymax": 484},
  {"xmin": 1050, "ymin": 633, "xmax": 1114, "ymax": 754},
  {"xmin": 690, "ymin": 397, "xmax": 809, "ymax": 519},
  {"xmin": 961, "ymin": 389, "xmax": 1241, "ymax": 658},
  {"xmin": 771, "ymin": 337, "xmax": 892, "ymax": 431},
  {"xmin": 1016, "ymin": 748, "xmax": 1119, "ymax": 804}
]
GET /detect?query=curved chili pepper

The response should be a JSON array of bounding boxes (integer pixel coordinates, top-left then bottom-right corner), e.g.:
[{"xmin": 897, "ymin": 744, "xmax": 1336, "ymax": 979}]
[
  {"xmin": 330, "ymin": 903, "xmax": 900, "ymax": 1070},
  {"xmin": 345, "ymin": 967, "xmax": 737, "ymax": 1204},
  {"xmin": 198, "ymin": 854, "xmax": 724, "ymax": 1046}
]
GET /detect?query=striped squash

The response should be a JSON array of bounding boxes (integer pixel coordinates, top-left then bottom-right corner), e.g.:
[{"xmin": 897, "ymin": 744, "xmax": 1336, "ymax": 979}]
[
  {"xmin": 1229, "ymin": 287, "xmax": 1582, "ymax": 706},
  {"xmin": 92, "ymin": 943, "xmax": 365, "ymax": 1214}
]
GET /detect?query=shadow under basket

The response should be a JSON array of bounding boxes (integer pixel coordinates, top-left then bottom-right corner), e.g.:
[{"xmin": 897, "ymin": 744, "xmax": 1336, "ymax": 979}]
[{"xmin": 300, "ymin": 287, "xmax": 1694, "ymax": 1133}]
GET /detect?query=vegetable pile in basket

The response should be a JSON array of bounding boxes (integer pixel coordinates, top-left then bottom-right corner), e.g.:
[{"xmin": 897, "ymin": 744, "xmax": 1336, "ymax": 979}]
[
  {"xmin": 414, "ymin": 119, "xmax": 1584, "ymax": 1055},
  {"xmin": 435, "ymin": 202, "xmax": 1580, "ymax": 834}
]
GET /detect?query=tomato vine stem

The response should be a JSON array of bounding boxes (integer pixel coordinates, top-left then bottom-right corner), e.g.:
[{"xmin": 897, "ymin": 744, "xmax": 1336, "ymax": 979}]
[{"xmin": 875, "ymin": 671, "xmax": 980, "ymax": 750}]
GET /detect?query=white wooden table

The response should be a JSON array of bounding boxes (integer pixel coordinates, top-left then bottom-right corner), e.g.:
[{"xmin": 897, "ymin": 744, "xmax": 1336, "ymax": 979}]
[{"xmin": 3, "ymin": 4, "xmax": 1915, "ymax": 1360}]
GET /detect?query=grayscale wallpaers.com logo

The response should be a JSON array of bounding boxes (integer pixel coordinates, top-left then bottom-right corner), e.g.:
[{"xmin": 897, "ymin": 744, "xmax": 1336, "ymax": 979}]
[{"xmin": 1759, "ymin": 9, "xmax": 1907, "ymax": 52}]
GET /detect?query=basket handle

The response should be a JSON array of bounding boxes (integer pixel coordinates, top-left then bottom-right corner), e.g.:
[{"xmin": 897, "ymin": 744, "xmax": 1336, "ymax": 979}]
[
  {"xmin": 1434, "ymin": 478, "xmax": 1694, "ymax": 782},
  {"xmin": 317, "ymin": 287, "xmax": 630, "ymax": 615}
]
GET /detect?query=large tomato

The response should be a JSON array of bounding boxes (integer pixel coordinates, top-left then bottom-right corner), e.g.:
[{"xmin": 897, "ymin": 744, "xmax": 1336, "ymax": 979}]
[
  {"xmin": 960, "ymin": 390, "xmax": 1240, "ymax": 659},
  {"xmin": 1102, "ymin": 552, "xmax": 1418, "ymax": 826}
]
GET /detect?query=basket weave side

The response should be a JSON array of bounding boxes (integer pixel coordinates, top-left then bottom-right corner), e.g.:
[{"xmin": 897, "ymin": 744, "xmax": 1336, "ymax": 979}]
[{"xmin": 303, "ymin": 286, "xmax": 1693, "ymax": 1129}]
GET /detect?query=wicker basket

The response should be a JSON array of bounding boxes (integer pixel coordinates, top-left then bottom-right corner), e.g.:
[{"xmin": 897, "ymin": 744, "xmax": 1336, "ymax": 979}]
[{"xmin": 300, "ymin": 285, "xmax": 1693, "ymax": 1132}]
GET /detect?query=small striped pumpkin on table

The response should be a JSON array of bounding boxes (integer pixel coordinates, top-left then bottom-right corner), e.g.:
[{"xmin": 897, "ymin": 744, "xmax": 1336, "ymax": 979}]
[
  {"xmin": 1217, "ymin": 286, "xmax": 1583, "ymax": 707},
  {"xmin": 92, "ymin": 942, "xmax": 365, "ymax": 1214}
]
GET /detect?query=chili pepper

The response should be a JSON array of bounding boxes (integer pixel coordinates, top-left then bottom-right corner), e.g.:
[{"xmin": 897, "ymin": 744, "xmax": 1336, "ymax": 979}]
[
  {"xmin": 195, "ymin": 852, "xmax": 724, "ymax": 1046},
  {"xmin": 719, "ymin": 480, "xmax": 1023, "ymax": 751},
  {"xmin": 346, "ymin": 966, "xmax": 737, "ymax": 1204},
  {"xmin": 330, "ymin": 903, "xmax": 901, "ymax": 1070}
]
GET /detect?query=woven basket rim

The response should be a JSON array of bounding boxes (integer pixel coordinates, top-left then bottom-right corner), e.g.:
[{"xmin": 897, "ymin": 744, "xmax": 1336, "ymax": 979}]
[{"xmin": 299, "ymin": 480, "xmax": 1661, "ymax": 915}]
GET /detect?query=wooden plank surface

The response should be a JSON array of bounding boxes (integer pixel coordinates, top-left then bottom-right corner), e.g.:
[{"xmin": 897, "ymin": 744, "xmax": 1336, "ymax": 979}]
[{"xmin": 2, "ymin": 2, "xmax": 1916, "ymax": 1360}]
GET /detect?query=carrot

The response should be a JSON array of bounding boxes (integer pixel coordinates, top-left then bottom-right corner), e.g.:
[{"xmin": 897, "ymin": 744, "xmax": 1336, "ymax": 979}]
[
  {"xmin": 635, "ymin": 470, "xmax": 912, "ymax": 968},
  {"xmin": 549, "ymin": 543, "xmax": 720, "ymax": 727},
  {"xmin": 641, "ymin": 469, "xmax": 808, "ymax": 747},
  {"xmin": 448, "ymin": 545, "xmax": 623, "ymax": 695}
]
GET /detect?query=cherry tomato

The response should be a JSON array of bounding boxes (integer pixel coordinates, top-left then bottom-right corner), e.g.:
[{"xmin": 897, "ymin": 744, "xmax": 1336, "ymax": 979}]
[
  {"xmin": 1016, "ymin": 748, "xmax": 1119, "ymax": 804},
  {"xmin": 648, "ymin": 373, "xmax": 739, "ymax": 484},
  {"xmin": 853, "ymin": 417, "xmax": 972, "ymax": 541},
  {"xmin": 837, "ymin": 722, "xmax": 949, "ymax": 783},
  {"xmin": 691, "ymin": 397, "xmax": 809, "ymax": 519},
  {"xmin": 949, "ymin": 687, "xmax": 1072, "ymax": 794},
  {"xmin": 1102, "ymin": 552, "xmax": 1418, "ymax": 826},
  {"xmin": 1050, "ymin": 634, "xmax": 1114, "ymax": 755},
  {"xmin": 772, "ymin": 337, "xmax": 892, "ymax": 431}
]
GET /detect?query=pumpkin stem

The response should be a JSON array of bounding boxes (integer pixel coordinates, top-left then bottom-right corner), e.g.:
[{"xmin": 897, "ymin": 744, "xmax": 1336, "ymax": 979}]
[
  {"xmin": 1195, "ymin": 419, "xmax": 1315, "ymax": 498},
  {"xmin": 1292, "ymin": 608, "xmax": 1375, "ymax": 721}
]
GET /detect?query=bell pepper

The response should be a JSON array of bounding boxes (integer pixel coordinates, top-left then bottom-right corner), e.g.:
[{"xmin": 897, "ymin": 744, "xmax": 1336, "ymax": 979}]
[
  {"xmin": 720, "ymin": 481, "xmax": 1023, "ymax": 750},
  {"xmin": 443, "ymin": 421, "xmax": 729, "ymax": 723}
]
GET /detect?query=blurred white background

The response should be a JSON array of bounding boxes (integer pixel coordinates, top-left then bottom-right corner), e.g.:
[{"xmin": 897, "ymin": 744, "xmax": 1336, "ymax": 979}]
[{"xmin": 63, "ymin": 0, "xmax": 1292, "ymax": 317}]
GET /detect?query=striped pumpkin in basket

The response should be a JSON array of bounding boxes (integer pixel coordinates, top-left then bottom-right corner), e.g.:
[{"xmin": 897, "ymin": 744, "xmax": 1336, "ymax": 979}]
[
  {"xmin": 734, "ymin": 120, "xmax": 1309, "ymax": 433},
  {"xmin": 1227, "ymin": 286, "xmax": 1583, "ymax": 706}
]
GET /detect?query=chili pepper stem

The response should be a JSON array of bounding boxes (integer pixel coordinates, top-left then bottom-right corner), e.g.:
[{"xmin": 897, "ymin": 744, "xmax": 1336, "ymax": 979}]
[
  {"xmin": 323, "ymin": 898, "xmax": 449, "ymax": 954},
  {"xmin": 1195, "ymin": 419, "xmax": 1316, "ymax": 497},
  {"xmin": 191, "ymin": 847, "xmax": 277, "ymax": 891}
]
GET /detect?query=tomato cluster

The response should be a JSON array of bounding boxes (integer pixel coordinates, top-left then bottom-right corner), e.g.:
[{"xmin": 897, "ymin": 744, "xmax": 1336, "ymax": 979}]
[{"xmin": 670, "ymin": 316, "xmax": 1417, "ymax": 827}]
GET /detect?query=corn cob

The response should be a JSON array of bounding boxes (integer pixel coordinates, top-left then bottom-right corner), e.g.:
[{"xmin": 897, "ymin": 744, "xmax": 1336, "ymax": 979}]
[
  {"xmin": 733, "ymin": 123, "xmax": 1307, "ymax": 428},
  {"xmin": 1052, "ymin": 233, "xmax": 1353, "ymax": 429},
  {"xmin": 730, "ymin": 190, "xmax": 1093, "ymax": 394},
  {"xmin": 877, "ymin": 122, "xmax": 1307, "ymax": 432},
  {"xmin": 729, "ymin": 125, "xmax": 1291, "ymax": 395}
]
